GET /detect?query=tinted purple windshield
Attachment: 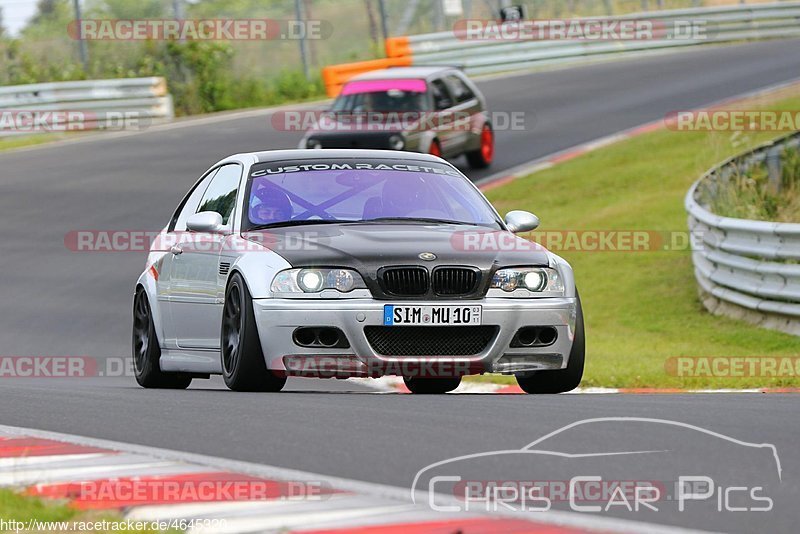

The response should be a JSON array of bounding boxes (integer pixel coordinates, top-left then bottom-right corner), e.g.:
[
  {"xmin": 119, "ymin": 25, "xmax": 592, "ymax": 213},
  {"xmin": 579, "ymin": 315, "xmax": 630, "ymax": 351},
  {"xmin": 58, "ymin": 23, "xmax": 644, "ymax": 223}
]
[{"xmin": 244, "ymin": 161, "xmax": 501, "ymax": 229}]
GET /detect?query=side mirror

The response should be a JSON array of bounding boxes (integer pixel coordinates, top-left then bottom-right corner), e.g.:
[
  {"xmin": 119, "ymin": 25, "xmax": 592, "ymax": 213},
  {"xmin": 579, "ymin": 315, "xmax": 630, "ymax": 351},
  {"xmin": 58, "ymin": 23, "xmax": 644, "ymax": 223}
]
[
  {"xmin": 186, "ymin": 211, "xmax": 224, "ymax": 233},
  {"xmin": 505, "ymin": 210, "xmax": 539, "ymax": 233}
]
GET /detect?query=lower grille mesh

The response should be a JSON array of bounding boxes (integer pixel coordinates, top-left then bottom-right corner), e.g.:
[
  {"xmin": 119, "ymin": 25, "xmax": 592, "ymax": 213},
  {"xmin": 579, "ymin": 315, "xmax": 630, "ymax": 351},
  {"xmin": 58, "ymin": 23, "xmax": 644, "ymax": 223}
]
[{"xmin": 364, "ymin": 326, "xmax": 498, "ymax": 356}]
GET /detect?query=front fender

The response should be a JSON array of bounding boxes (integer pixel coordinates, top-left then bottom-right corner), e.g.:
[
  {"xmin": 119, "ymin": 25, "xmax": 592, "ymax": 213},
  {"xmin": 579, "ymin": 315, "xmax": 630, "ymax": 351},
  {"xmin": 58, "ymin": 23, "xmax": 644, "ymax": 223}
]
[
  {"xmin": 226, "ymin": 247, "xmax": 293, "ymax": 299},
  {"xmin": 549, "ymin": 253, "xmax": 577, "ymax": 299}
]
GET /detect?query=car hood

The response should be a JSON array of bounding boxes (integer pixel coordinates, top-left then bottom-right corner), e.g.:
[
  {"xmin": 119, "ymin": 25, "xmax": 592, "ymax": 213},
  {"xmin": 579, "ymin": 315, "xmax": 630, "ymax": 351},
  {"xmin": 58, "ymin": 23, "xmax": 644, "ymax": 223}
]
[{"xmin": 244, "ymin": 223, "xmax": 549, "ymax": 288}]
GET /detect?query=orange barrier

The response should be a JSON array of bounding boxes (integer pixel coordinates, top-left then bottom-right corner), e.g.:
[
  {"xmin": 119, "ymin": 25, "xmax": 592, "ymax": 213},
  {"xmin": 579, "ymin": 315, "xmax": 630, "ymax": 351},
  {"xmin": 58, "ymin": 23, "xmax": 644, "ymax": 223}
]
[
  {"xmin": 385, "ymin": 36, "xmax": 411, "ymax": 58},
  {"xmin": 321, "ymin": 55, "xmax": 412, "ymax": 97}
]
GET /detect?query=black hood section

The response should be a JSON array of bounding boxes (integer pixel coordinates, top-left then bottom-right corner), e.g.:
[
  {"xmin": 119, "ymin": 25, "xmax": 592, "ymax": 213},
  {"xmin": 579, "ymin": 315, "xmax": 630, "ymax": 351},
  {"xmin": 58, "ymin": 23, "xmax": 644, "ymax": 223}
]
[
  {"xmin": 247, "ymin": 223, "xmax": 550, "ymax": 300},
  {"xmin": 305, "ymin": 131, "xmax": 398, "ymax": 150}
]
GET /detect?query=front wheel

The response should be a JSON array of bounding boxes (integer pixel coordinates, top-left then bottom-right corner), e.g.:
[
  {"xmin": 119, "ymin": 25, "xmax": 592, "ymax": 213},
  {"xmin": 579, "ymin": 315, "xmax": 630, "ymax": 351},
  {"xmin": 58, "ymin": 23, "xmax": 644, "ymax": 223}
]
[
  {"xmin": 132, "ymin": 287, "xmax": 192, "ymax": 389},
  {"xmin": 515, "ymin": 293, "xmax": 585, "ymax": 394},
  {"xmin": 221, "ymin": 273, "xmax": 286, "ymax": 392},
  {"xmin": 404, "ymin": 376, "xmax": 461, "ymax": 394}
]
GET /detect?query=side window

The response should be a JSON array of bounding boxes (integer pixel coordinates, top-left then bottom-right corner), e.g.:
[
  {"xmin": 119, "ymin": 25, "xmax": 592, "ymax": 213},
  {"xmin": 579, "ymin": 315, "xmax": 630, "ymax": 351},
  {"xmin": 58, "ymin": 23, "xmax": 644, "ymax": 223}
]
[
  {"xmin": 445, "ymin": 75, "xmax": 476, "ymax": 104},
  {"xmin": 429, "ymin": 78, "xmax": 453, "ymax": 110},
  {"xmin": 170, "ymin": 168, "xmax": 219, "ymax": 232},
  {"xmin": 196, "ymin": 164, "xmax": 241, "ymax": 226}
]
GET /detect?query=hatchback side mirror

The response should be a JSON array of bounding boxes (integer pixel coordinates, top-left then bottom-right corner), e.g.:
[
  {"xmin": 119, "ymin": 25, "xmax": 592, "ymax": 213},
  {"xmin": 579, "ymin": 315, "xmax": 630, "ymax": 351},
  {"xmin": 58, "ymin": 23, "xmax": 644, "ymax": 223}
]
[
  {"xmin": 186, "ymin": 211, "xmax": 224, "ymax": 233},
  {"xmin": 504, "ymin": 210, "xmax": 540, "ymax": 233}
]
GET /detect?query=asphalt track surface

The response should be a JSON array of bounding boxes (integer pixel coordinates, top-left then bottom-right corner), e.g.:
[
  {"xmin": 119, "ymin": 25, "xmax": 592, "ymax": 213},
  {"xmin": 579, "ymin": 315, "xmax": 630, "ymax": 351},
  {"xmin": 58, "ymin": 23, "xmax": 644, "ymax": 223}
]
[{"xmin": 1, "ymin": 39, "xmax": 799, "ymax": 532}]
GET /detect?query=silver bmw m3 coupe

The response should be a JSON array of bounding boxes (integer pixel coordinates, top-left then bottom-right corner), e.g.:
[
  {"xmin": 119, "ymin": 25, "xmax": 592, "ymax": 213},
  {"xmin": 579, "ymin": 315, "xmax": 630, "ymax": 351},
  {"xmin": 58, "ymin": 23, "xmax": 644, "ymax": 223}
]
[{"xmin": 133, "ymin": 149, "xmax": 583, "ymax": 394}]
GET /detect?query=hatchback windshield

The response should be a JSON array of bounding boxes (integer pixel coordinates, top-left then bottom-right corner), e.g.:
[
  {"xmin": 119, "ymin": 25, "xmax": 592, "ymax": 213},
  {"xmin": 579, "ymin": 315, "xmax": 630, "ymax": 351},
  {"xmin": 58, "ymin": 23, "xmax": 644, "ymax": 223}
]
[
  {"xmin": 244, "ymin": 159, "xmax": 501, "ymax": 230},
  {"xmin": 331, "ymin": 79, "xmax": 429, "ymax": 113}
]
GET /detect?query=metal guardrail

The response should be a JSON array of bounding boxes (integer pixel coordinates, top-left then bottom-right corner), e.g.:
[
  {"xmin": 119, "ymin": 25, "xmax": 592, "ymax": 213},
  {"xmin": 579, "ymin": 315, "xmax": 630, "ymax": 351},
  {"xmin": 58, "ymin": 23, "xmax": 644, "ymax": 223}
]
[
  {"xmin": 403, "ymin": 1, "xmax": 800, "ymax": 75},
  {"xmin": 0, "ymin": 77, "xmax": 174, "ymax": 136},
  {"xmin": 322, "ymin": 1, "xmax": 800, "ymax": 95},
  {"xmin": 686, "ymin": 133, "xmax": 800, "ymax": 332}
]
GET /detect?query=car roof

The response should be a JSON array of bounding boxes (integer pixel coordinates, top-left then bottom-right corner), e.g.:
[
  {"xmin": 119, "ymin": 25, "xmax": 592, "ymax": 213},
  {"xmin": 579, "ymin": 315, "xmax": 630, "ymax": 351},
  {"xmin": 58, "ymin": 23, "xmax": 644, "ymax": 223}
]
[
  {"xmin": 227, "ymin": 149, "xmax": 455, "ymax": 165},
  {"xmin": 349, "ymin": 66, "xmax": 457, "ymax": 82}
]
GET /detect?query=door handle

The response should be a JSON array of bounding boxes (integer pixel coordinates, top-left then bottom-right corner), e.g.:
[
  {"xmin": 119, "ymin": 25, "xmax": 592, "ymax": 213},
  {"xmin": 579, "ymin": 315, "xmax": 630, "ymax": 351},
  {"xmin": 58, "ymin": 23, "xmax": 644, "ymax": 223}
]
[{"xmin": 170, "ymin": 245, "xmax": 183, "ymax": 255}]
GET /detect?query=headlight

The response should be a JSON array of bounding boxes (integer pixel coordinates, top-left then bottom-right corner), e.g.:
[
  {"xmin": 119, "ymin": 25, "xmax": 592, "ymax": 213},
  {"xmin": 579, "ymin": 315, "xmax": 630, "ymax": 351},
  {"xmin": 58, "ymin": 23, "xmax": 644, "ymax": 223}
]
[
  {"xmin": 389, "ymin": 134, "xmax": 405, "ymax": 150},
  {"xmin": 271, "ymin": 268, "xmax": 367, "ymax": 294},
  {"xmin": 306, "ymin": 138, "xmax": 322, "ymax": 149},
  {"xmin": 490, "ymin": 267, "xmax": 564, "ymax": 294}
]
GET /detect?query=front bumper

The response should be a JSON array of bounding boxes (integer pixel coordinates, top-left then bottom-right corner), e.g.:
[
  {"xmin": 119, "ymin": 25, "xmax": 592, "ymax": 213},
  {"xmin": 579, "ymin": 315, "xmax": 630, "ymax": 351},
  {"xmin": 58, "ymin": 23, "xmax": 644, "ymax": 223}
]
[{"xmin": 252, "ymin": 297, "xmax": 578, "ymax": 376}]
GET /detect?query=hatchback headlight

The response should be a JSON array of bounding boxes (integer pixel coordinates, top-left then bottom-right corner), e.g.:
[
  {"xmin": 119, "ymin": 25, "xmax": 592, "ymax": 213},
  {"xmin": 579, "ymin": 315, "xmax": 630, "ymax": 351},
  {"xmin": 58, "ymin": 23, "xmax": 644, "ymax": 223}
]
[
  {"xmin": 389, "ymin": 134, "xmax": 405, "ymax": 150},
  {"xmin": 490, "ymin": 267, "xmax": 564, "ymax": 294},
  {"xmin": 271, "ymin": 268, "xmax": 367, "ymax": 294}
]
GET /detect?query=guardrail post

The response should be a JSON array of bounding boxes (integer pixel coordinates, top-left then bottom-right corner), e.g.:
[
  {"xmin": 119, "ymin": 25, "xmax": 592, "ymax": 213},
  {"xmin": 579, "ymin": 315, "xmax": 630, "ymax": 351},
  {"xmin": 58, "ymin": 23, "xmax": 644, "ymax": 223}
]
[
  {"xmin": 72, "ymin": 0, "xmax": 89, "ymax": 71},
  {"xmin": 294, "ymin": 0, "xmax": 311, "ymax": 81},
  {"xmin": 766, "ymin": 145, "xmax": 783, "ymax": 194}
]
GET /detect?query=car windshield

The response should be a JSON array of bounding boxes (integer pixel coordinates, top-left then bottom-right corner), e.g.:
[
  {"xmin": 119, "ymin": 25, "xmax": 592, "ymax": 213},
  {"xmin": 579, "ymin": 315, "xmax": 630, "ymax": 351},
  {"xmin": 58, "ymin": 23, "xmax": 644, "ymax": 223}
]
[
  {"xmin": 331, "ymin": 79, "xmax": 429, "ymax": 113},
  {"xmin": 243, "ymin": 159, "xmax": 501, "ymax": 230}
]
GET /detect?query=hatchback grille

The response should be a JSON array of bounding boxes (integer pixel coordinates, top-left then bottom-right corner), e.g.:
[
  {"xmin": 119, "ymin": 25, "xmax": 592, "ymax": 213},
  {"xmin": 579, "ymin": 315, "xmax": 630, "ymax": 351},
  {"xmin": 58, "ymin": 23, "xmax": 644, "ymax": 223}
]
[
  {"xmin": 433, "ymin": 267, "xmax": 479, "ymax": 296},
  {"xmin": 379, "ymin": 267, "xmax": 429, "ymax": 296},
  {"xmin": 364, "ymin": 326, "xmax": 498, "ymax": 356}
]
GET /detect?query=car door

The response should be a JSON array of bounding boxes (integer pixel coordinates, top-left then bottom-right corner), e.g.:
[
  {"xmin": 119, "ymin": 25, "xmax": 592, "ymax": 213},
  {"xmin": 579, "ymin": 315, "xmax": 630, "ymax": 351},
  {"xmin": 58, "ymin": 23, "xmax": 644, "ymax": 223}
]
[
  {"xmin": 169, "ymin": 163, "xmax": 242, "ymax": 350},
  {"xmin": 443, "ymin": 73, "xmax": 481, "ymax": 154},
  {"xmin": 428, "ymin": 77, "xmax": 459, "ymax": 156},
  {"xmin": 156, "ymin": 168, "xmax": 218, "ymax": 349}
]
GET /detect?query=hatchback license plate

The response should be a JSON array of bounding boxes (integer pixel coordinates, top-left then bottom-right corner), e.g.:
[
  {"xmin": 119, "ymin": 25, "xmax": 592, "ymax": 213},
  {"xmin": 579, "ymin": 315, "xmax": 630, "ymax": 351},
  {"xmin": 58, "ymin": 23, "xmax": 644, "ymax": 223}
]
[{"xmin": 383, "ymin": 305, "xmax": 482, "ymax": 326}]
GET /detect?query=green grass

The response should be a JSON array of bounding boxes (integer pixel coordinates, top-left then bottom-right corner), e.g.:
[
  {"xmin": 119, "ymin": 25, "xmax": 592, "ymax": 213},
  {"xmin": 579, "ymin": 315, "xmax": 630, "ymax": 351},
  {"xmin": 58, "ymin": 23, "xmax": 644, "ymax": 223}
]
[
  {"xmin": 478, "ymin": 95, "xmax": 800, "ymax": 389},
  {"xmin": 0, "ymin": 488, "xmax": 75, "ymax": 523},
  {"xmin": 704, "ymin": 143, "xmax": 800, "ymax": 223},
  {"xmin": 0, "ymin": 488, "xmax": 172, "ymax": 532},
  {"xmin": 0, "ymin": 134, "xmax": 71, "ymax": 152}
]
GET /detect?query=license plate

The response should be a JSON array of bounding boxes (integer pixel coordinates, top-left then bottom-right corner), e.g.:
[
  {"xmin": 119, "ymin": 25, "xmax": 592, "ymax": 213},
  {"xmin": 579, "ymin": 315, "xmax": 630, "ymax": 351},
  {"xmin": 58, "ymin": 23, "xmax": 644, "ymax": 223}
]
[{"xmin": 383, "ymin": 305, "xmax": 482, "ymax": 326}]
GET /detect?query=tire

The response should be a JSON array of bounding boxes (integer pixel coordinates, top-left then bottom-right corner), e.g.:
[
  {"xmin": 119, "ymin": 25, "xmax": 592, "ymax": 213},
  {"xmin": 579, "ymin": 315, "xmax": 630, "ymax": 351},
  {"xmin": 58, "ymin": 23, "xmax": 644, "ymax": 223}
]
[
  {"xmin": 132, "ymin": 287, "xmax": 192, "ymax": 389},
  {"xmin": 404, "ymin": 376, "xmax": 461, "ymax": 394},
  {"xmin": 221, "ymin": 273, "xmax": 286, "ymax": 392},
  {"xmin": 466, "ymin": 123, "xmax": 494, "ymax": 169},
  {"xmin": 428, "ymin": 138, "xmax": 442, "ymax": 157},
  {"xmin": 515, "ymin": 292, "xmax": 585, "ymax": 394}
]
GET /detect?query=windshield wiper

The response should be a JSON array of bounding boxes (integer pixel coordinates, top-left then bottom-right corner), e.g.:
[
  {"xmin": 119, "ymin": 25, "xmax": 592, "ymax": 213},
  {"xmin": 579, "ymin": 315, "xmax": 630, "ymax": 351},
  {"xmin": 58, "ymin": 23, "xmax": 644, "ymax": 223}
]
[
  {"xmin": 362, "ymin": 217, "xmax": 469, "ymax": 225},
  {"xmin": 248, "ymin": 217, "xmax": 484, "ymax": 231},
  {"xmin": 248, "ymin": 219, "xmax": 356, "ymax": 231}
]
